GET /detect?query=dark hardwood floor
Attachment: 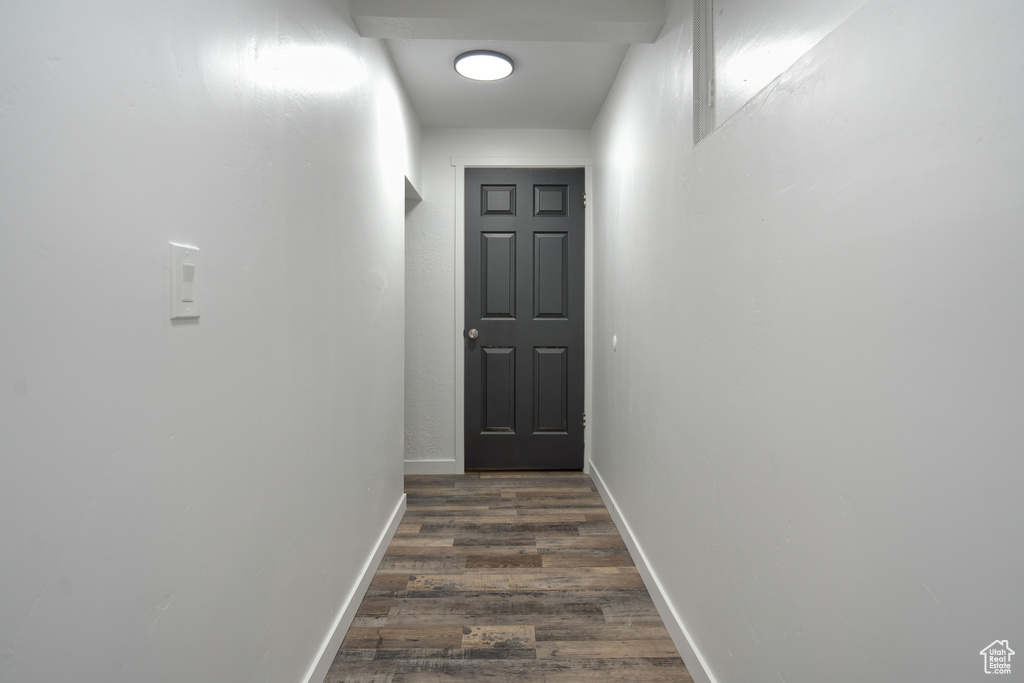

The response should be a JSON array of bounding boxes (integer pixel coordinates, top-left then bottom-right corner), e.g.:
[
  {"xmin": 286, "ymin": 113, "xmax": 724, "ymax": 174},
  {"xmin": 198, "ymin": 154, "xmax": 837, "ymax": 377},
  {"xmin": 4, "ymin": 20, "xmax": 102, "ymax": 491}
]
[{"xmin": 324, "ymin": 472, "xmax": 692, "ymax": 682}]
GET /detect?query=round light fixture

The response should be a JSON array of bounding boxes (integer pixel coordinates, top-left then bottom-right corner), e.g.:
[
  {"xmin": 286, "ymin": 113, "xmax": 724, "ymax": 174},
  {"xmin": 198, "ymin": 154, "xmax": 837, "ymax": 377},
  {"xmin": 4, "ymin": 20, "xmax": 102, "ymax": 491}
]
[{"xmin": 454, "ymin": 50, "xmax": 514, "ymax": 81}]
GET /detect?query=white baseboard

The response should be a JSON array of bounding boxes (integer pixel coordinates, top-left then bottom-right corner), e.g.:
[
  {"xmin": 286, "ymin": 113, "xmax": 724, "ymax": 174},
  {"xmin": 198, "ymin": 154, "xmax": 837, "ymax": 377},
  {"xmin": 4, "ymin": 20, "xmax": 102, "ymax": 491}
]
[
  {"xmin": 589, "ymin": 463, "xmax": 717, "ymax": 683},
  {"xmin": 404, "ymin": 459, "xmax": 458, "ymax": 475},
  {"xmin": 302, "ymin": 493, "xmax": 407, "ymax": 683}
]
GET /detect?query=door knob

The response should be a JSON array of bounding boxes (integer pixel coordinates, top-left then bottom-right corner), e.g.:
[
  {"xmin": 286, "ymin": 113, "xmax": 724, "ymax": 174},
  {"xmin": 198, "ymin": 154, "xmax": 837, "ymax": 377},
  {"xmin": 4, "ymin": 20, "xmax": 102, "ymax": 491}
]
[{"xmin": 467, "ymin": 328, "xmax": 479, "ymax": 340}]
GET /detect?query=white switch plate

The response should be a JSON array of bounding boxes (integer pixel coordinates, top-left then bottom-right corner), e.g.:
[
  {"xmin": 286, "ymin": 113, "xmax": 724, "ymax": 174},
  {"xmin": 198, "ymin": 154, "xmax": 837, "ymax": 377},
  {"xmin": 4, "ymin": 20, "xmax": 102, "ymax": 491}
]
[{"xmin": 170, "ymin": 242, "xmax": 200, "ymax": 319}]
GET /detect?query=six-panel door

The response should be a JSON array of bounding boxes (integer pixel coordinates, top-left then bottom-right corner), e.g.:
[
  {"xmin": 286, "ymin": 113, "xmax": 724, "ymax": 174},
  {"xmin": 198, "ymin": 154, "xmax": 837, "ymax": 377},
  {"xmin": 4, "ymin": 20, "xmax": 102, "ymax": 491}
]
[{"xmin": 465, "ymin": 168, "xmax": 585, "ymax": 470}]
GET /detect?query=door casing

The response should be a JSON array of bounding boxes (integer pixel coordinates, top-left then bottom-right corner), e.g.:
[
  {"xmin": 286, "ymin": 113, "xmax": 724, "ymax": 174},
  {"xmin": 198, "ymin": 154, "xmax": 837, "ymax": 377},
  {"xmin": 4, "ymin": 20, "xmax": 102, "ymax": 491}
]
[{"xmin": 453, "ymin": 156, "xmax": 593, "ymax": 474}]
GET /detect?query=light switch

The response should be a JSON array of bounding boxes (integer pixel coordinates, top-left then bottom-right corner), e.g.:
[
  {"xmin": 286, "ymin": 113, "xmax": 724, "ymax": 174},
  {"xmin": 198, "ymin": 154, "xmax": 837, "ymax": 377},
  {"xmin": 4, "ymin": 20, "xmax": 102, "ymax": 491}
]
[
  {"xmin": 170, "ymin": 243, "xmax": 200, "ymax": 319},
  {"xmin": 181, "ymin": 263, "xmax": 195, "ymax": 302}
]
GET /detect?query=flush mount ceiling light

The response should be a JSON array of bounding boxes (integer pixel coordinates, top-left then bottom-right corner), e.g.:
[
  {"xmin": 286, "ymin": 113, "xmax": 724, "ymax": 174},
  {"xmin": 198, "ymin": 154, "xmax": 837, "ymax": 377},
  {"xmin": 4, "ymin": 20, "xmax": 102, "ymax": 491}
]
[{"xmin": 454, "ymin": 50, "xmax": 514, "ymax": 81}]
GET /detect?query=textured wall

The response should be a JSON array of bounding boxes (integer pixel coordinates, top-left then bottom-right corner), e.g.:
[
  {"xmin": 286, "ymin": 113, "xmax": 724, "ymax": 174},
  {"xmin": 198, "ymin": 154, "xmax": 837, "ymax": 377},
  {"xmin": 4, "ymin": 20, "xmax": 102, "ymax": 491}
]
[
  {"xmin": 0, "ymin": 1, "xmax": 419, "ymax": 681},
  {"xmin": 404, "ymin": 128, "xmax": 590, "ymax": 469},
  {"xmin": 591, "ymin": 1, "xmax": 1024, "ymax": 681}
]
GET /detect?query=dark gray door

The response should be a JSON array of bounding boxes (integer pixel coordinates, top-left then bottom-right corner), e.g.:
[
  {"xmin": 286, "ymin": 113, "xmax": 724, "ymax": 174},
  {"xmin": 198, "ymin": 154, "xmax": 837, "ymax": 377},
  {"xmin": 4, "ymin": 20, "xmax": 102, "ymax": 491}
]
[{"xmin": 465, "ymin": 168, "xmax": 585, "ymax": 470}]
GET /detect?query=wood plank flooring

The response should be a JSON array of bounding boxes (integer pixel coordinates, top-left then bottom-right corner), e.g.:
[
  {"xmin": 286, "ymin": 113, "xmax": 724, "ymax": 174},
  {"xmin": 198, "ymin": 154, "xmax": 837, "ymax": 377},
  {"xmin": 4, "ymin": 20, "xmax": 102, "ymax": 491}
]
[{"xmin": 324, "ymin": 472, "xmax": 692, "ymax": 682}]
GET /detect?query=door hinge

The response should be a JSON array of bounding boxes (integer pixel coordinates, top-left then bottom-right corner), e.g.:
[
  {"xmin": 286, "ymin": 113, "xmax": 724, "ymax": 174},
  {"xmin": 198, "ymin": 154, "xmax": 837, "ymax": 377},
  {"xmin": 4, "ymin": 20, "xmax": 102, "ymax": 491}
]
[
  {"xmin": 582, "ymin": 413, "xmax": 587, "ymax": 428},
  {"xmin": 583, "ymin": 192, "xmax": 587, "ymax": 208}
]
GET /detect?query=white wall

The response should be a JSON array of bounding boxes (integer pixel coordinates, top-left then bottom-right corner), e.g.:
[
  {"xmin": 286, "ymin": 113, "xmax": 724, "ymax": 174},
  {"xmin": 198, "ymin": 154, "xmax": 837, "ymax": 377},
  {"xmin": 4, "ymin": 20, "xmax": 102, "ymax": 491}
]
[
  {"xmin": 405, "ymin": 128, "xmax": 590, "ymax": 471},
  {"xmin": 591, "ymin": 1, "xmax": 1024, "ymax": 682},
  {"xmin": 0, "ymin": 1, "xmax": 419, "ymax": 681}
]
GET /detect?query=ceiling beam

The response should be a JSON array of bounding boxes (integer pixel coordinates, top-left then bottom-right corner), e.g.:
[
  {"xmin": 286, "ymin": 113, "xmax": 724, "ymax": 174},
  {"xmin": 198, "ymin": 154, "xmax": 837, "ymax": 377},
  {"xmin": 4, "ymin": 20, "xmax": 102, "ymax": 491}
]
[{"xmin": 349, "ymin": 0, "xmax": 666, "ymax": 44}]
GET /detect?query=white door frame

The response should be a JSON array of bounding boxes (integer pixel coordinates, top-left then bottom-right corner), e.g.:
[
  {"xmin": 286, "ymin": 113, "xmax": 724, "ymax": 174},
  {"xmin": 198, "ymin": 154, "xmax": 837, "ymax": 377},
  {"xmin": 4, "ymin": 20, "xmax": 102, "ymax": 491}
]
[{"xmin": 453, "ymin": 156, "xmax": 594, "ymax": 474}]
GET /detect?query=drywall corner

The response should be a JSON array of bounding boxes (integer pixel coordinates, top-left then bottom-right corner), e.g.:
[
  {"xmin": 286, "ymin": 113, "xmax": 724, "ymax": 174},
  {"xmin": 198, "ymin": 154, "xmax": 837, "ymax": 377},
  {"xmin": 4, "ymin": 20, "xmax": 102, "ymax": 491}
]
[{"xmin": 405, "ymin": 176, "xmax": 422, "ymax": 202}]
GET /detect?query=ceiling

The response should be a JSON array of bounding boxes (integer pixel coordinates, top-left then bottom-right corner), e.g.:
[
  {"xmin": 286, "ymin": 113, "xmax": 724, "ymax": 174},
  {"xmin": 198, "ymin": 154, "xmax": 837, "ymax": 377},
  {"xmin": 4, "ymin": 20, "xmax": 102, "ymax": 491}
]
[{"xmin": 349, "ymin": 0, "xmax": 667, "ymax": 129}]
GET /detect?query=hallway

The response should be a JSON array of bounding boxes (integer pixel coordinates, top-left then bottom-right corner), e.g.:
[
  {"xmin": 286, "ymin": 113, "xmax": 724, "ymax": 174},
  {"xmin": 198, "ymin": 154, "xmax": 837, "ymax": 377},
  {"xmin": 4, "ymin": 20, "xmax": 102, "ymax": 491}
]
[
  {"xmin": 4, "ymin": 1, "xmax": 1023, "ymax": 681},
  {"xmin": 325, "ymin": 473, "xmax": 691, "ymax": 682}
]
